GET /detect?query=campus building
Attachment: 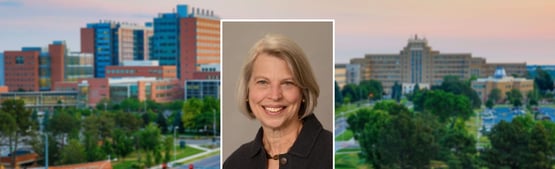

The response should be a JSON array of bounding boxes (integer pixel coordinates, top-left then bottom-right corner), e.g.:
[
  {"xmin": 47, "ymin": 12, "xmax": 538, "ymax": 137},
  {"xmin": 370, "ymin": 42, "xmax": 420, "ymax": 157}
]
[
  {"xmin": 184, "ymin": 79, "xmax": 220, "ymax": 100},
  {"xmin": 349, "ymin": 35, "xmax": 527, "ymax": 94},
  {"xmin": 106, "ymin": 60, "xmax": 177, "ymax": 79},
  {"xmin": 65, "ymin": 52, "xmax": 94, "ymax": 82},
  {"xmin": 335, "ymin": 64, "xmax": 347, "ymax": 88},
  {"xmin": 335, "ymin": 63, "xmax": 362, "ymax": 89},
  {"xmin": 471, "ymin": 67, "xmax": 534, "ymax": 103},
  {"xmin": 3, "ymin": 41, "xmax": 91, "ymax": 92},
  {"xmin": 108, "ymin": 77, "xmax": 182, "ymax": 103},
  {"xmin": 81, "ymin": 21, "xmax": 153, "ymax": 78},
  {"xmin": 0, "ymin": 91, "xmax": 80, "ymax": 110},
  {"xmin": 150, "ymin": 4, "xmax": 220, "ymax": 81}
]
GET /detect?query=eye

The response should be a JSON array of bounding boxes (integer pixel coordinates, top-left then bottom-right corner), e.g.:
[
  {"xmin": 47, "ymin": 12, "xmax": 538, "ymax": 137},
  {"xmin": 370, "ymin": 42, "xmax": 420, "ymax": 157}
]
[
  {"xmin": 281, "ymin": 81, "xmax": 297, "ymax": 89},
  {"xmin": 256, "ymin": 80, "xmax": 269, "ymax": 85},
  {"xmin": 283, "ymin": 81, "xmax": 296, "ymax": 86}
]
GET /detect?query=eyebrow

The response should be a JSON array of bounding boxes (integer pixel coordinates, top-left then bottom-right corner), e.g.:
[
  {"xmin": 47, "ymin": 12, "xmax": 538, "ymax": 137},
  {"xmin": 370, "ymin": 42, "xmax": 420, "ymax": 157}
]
[{"xmin": 251, "ymin": 76, "xmax": 295, "ymax": 82}]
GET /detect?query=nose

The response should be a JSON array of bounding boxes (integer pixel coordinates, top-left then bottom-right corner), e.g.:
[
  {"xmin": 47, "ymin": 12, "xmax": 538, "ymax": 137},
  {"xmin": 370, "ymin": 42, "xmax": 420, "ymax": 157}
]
[{"xmin": 268, "ymin": 84, "xmax": 283, "ymax": 100}]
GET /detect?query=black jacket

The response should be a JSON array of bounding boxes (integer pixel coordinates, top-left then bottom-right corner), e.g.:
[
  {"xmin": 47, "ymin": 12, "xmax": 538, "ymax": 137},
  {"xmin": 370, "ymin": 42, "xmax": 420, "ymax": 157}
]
[{"xmin": 223, "ymin": 113, "xmax": 332, "ymax": 169}]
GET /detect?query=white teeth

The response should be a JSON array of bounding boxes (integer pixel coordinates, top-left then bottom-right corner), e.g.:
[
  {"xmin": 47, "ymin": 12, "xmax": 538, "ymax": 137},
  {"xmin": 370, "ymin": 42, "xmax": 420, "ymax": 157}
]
[{"xmin": 265, "ymin": 107, "xmax": 283, "ymax": 112}]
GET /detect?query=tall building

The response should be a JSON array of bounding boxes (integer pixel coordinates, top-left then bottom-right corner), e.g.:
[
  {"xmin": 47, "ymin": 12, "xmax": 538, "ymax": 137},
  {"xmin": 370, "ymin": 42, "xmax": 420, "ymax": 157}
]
[
  {"xmin": 350, "ymin": 35, "xmax": 527, "ymax": 94},
  {"xmin": 81, "ymin": 21, "xmax": 153, "ymax": 78},
  {"xmin": 4, "ymin": 48, "xmax": 40, "ymax": 91},
  {"xmin": 65, "ymin": 52, "xmax": 94, "ymax": 82},
  {"xmin": 150, "ymin": 4, "xmax": 220, "ymax": 80},
  {"xmin": 4, "ymin": 41, "xmax": 91, "ymax": 92},
  {"xmin": 335, "ymin": 64, "xmax": 347, "ymax": 88}
]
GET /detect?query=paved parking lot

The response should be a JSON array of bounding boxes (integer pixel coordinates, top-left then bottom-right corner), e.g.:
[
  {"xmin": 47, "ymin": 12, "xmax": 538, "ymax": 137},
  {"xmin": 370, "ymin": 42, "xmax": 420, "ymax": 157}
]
[
  {"xmin": 482, "ymin": 107, "xmax": 555, "ymax": 132},
  {"xmin": 482, "ymin": 107, "xmax": 521, "ymax": 132}
]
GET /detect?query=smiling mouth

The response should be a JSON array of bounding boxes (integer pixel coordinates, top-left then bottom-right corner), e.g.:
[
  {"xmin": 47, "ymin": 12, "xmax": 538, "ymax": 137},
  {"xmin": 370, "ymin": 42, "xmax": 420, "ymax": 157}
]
[{"xmin": 264, "ymin": 106, "xmax": 285, "ymax": 113}]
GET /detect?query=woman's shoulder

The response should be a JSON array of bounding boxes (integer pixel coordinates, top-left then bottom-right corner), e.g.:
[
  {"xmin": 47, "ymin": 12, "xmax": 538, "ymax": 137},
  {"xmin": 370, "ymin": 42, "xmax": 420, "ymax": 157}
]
[{"xmin": 224, "ymin": 140, "xmax": 261, "ymax": 168}]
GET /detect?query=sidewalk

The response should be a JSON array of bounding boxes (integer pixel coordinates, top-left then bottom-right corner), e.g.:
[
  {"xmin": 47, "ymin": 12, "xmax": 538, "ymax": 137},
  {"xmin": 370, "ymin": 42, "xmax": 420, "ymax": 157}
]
[{"xmin": 149, "ymin": 145, "xmax": 219, "ymax": 169}]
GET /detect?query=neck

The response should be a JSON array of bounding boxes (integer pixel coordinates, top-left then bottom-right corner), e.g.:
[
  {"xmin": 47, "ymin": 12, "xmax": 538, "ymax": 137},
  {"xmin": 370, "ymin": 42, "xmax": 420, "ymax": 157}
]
[{"xmin": 262, "ymin": 119, "xmax": 303, "ymax": 156}]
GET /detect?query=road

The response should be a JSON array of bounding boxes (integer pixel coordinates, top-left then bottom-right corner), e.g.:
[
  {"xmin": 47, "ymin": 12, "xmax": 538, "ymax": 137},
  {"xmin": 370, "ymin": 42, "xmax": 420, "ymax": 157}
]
[{"xmin": 176, "ymin": 154, "xmax": 219, "ymax": 169}]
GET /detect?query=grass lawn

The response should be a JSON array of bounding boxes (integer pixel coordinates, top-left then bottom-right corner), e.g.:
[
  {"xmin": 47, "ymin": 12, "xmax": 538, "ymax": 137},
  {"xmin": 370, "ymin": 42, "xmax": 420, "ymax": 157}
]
[
  {"xmin": 335, "ymin": 129, "xmax": 353, "ymax": 141},
  {"xmin": 335, "ymin": 104, "xmax": 357, "ymax": 116},
  {"xmin": 335, "ymin": 103, "xmax": 373, "ymax": 118},
  {"xmin": 112, "ymin": 146, "xmax": 203, "ymax": 169},
  {"xmin": 335, "ymin": 148, "xmax": 372, "ymax": 169}
]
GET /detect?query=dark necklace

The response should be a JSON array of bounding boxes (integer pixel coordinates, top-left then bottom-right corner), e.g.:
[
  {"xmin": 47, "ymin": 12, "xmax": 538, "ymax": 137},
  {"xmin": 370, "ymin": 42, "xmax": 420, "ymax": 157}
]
[{"xmin": 266, "ymin": 153, "xmax": 284, "ymax": 160}]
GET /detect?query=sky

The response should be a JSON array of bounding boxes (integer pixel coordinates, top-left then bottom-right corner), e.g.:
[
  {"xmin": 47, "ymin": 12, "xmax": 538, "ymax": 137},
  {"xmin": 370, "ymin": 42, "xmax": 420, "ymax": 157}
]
[{"xmin": 1, "ymin": 0, "xmax": 554, "ymax": 64}]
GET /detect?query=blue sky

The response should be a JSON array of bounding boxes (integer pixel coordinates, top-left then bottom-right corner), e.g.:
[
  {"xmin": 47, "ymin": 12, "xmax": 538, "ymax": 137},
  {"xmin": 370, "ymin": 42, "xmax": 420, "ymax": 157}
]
[{"xmin": 1, "ymin": 0, "xmax": 554, "ymax": 64}]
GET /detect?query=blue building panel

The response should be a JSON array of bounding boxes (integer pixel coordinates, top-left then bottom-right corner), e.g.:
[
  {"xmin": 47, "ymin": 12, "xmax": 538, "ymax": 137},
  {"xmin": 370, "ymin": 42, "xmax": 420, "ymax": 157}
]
[{"xmin": 184, "ymin": 80, "xmax": 220, "ymax": 100}]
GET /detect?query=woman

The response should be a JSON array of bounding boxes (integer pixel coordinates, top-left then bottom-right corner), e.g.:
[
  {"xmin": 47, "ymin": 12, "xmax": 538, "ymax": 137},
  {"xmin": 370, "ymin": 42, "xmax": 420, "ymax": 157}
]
[{"xmin": 223, "ymin": 34, "xmax": 332, "ymax": 169}]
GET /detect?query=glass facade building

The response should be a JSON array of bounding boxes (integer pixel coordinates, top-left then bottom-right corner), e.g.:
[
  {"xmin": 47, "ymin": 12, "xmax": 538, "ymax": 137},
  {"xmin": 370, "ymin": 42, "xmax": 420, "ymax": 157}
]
[{"xmin": 184, "ymin": 79, "xmax": 220, "ymax": 100}]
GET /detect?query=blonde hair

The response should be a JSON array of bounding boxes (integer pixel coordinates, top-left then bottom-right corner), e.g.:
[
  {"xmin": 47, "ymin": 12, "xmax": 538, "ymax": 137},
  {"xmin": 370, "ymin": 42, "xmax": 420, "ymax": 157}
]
[{"xmin": 237, "ymin": 34, "xmax": 320, "ymax": 119}]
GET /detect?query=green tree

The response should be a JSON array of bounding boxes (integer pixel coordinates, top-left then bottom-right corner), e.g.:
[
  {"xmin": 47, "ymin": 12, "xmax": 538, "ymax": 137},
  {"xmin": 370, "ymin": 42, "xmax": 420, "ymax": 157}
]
[
  {"xmin": 59, "ymin": 139, "xmax": 87, "ymax": 165},
  {"xmin": 142, "ymin": 111, "xmax": 156, "ymax": 127},
  {"xmin": 525, "ymin": 123, "xmax": 553, "ymax": 169},
  {"xmin": 48, "ymin": 110, "xmax": 80, "ymax": 149},
  {"xmin": 163, "ymin": 136, "xmax": 173, "ymax": 163},
  {"xmin": 354, "ymin": 109, "xmax": 390, "ymax": 169},
  {"xmin": 435, "ymin": 76, "xmax": 482, "ymax": 108},
  {"xmin": 423, "ymin": 90, "xmax": 473, "ymax": 127},
  {"xmin": 506, "ymin": 89, "xmax": 523, "ymax": 108},
  {"xmin": 156, "ymin": 111, "xmax": 169, "ymax": 134},
  {"xmin": 360, "ymin": 80, "xmax": 383, "ymax": 100},
  {"xmin": 112, "ymin": 129, "xmax": 133, "ymax": 161},
  {"xmin": 341, "ymin": 84, "xmax": 360, "ymax": 102},
  {"xmin": 352, "ymin": 101, "xmax": 439, "ymax": 169},
  {"xmin": 486, "ymin": 99, "xmax": 494, "ymax": 109},
  {"xmin": 166, "ymin": 100, "xmax": 185, "ymax": 111},
  {"xmin": 391, "ymin": 81, "xmax": 402, "ymax": 102},
  {"xmin": 140, "ymin": 123, "xmax": 162, "ymax": 152},
  {"xmin": 0, "ymin": 113, "xmax": 16, "ymax": 138},
  {"xmin": 114, "ymin": 111, "xmax": 143, "ymax": 132},
  {"xmin": 488, "ymin": 88, "xmax": 502, "ymax": 103},
  {"xmin": 482, "ymin": 116, "xmax": 533, "ymax": 169},
  {"xmin": 182, "ymin": 98, "xmax": 203, "ymax": 130},
  {"xmin": 120, "ymin": 98, "xmax": 140, "ymax": 112},
  {"xmin": 201, "ymin": 97, "xmax": 220, "ymax": 134},
  {"xmin": 377, "ymin": 110, "xmax": 438, "ymax": 169},
  {"xmin": 1, "ymin": 99, "xmax": 35, "ymax": 167},
  {"xmin": 439, "ymin": 124, "xmax": 478, "ymax": 169},
  {"xmin": 95, "ymin": 98, "xmax": 111, "ymax": 111},
  {"xmin": 534, "ymin": 67, "xmax": 554, "ymax": 94},
  {"xmin": 335, "ymin": 81, "xmax": 343, "ymax": 106},
  {"xmin": 527, "ymin": 89, "xmax": 540, "ymax": 107},
  {"xmin": 346, "ymin": 108, "xmax": 372, "ymax": 140},
  {"xmin": 172, "ymin": 111, "xmax": 184, "ymax": 133}
]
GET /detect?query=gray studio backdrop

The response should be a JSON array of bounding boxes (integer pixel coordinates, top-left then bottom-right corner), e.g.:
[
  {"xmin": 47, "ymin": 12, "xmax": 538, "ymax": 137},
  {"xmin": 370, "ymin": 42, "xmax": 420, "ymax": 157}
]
[{"xmin": 221, "ymin": 20, "xmax": 334, "ymax": 161}]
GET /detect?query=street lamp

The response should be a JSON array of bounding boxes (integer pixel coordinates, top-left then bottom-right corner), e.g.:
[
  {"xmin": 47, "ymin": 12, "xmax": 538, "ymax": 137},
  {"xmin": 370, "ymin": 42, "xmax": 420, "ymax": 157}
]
[
  {"xmin": 213, "ymin": 109, "xmax": 216, "ymax": 144},
  {"xmin": 37, "ymin": 111, "xmax": 48, "ymax": 169},
  {"xmin": 173, "ymin": 126, "xmax": 179, "ymax": 162}
]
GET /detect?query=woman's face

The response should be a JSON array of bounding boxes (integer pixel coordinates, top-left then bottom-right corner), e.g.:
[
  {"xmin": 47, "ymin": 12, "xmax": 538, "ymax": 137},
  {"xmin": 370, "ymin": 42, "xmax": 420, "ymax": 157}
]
[{"xmin": 248, "ymin": 53, "xmax": 302, "ymax": 129}]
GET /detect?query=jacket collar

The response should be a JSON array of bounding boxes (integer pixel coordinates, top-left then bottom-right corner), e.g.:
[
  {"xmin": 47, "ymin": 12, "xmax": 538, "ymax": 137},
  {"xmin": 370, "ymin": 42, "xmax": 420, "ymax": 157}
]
[{"xmin": 247, "ymin": 113, "xmax": 323, "ymax": 159}]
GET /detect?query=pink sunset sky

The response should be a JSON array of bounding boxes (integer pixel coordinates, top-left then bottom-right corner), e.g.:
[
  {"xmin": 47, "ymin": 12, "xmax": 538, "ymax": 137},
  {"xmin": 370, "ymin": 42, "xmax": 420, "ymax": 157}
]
[{"xmin": 0, "ymin": 0, "xmax": 554, "ymax": 64}]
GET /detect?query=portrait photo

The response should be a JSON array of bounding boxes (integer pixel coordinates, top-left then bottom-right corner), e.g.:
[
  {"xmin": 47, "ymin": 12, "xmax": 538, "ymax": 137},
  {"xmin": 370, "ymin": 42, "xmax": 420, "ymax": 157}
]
[{"xmin": 221, "ymin": 20, "xmax": 334, "ymax": 169}]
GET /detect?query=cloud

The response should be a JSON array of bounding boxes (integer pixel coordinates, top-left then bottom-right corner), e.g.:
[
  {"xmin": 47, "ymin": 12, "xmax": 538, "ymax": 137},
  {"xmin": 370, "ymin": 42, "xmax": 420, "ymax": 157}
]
[{"xmin": 0, "ymin": 0, "xmax": 23, "ymax": 7}]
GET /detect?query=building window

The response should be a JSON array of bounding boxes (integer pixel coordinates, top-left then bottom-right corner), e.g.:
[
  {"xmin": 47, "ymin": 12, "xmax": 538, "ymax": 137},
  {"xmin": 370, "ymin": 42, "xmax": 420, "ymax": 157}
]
[{"xmin": 16, "ymin": 56, "xmax": 24, "ymax": 64}]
